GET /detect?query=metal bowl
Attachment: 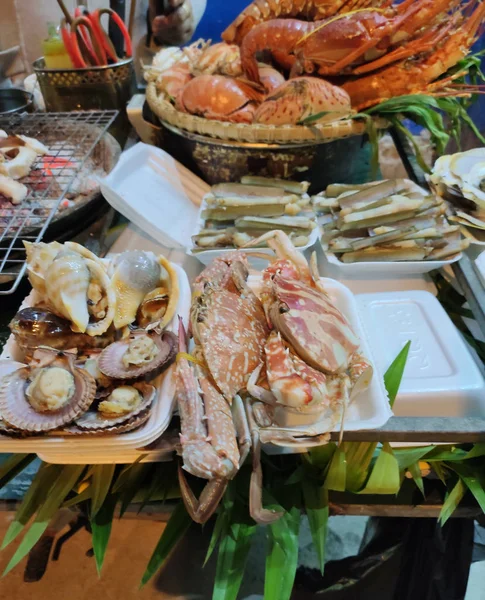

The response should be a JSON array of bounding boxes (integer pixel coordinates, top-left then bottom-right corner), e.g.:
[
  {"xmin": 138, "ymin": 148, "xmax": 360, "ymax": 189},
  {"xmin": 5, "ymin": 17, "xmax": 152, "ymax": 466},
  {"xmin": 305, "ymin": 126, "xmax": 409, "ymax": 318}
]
[
  {"xmin": 0, "ymin": 88, "xmax": 33, "ymax": 115},
  {"xmin": 157, "ymin": 121, "xmax": 377, "ymax": 193}
]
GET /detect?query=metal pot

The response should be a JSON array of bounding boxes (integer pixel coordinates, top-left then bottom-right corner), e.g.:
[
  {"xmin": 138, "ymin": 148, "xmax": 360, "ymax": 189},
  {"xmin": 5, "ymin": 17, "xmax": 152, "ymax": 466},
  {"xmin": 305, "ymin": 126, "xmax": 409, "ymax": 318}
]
[
  {"xmin": 0, "ymin": 88, "xmax": 33, "ymax": 115},
  {"xmin": 158, "ymin": 122, "xmax": 376, "ymax": 193}
]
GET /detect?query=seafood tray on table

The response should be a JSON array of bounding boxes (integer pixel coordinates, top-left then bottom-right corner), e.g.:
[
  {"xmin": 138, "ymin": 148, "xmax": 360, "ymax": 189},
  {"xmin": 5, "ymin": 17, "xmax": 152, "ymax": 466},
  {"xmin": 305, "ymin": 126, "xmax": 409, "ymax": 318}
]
[
  {"xmin": 0, "ymin": 239, "xmax": 191, "ymax": 458},
  {"xmin": 315, "ymin": 178, "xmax": 468, "ymax": 275},
  {"xmin": 0, "ymin": 111, "xmax": 119, "ymax": 294}
]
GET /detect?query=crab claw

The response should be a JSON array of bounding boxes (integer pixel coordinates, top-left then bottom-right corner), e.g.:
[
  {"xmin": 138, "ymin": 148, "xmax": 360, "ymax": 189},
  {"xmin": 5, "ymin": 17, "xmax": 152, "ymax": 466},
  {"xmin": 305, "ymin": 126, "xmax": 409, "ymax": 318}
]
[
  {"xmin": 178, "ymin": 463, "xmax": 228, "ymax": 524},
  {"xmin": 243, "ymin": 230, "xmax": 314, "ymax": 287}
]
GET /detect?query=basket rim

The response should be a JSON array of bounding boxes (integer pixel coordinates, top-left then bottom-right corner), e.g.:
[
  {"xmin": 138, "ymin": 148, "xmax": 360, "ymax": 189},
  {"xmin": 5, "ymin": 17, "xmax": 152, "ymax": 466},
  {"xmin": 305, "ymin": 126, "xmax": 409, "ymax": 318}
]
[{"xmin": 146, "ymin": 81, "xmax": 389, "ymax": 144}]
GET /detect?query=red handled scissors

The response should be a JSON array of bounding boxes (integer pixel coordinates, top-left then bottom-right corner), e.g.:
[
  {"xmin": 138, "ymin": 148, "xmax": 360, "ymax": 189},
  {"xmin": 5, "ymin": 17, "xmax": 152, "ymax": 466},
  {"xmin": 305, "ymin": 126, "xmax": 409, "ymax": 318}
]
[{"xmin": 59, "ymin": 2, "xmax": 132, "ymax": 68}]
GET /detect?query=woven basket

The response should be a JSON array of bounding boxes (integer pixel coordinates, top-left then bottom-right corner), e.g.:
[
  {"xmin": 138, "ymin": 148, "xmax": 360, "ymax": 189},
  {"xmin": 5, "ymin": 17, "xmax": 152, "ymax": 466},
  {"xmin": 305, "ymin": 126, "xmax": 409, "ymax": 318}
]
[{"xmin": 146, "ymin": 82, "xmax": 388, "ymax": 144}]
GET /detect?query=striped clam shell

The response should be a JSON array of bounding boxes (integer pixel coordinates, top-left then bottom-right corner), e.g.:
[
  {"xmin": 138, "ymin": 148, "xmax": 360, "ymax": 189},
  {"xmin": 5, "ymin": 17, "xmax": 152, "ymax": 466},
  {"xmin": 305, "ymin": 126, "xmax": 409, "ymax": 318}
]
[{"xmin": 63, "ymin": 408, "xmax": 151, "ymax": 435}]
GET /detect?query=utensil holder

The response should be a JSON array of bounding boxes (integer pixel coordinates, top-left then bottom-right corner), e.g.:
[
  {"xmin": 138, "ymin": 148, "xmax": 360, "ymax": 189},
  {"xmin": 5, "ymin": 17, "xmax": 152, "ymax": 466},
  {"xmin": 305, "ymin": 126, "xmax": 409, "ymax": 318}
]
[{"xmin": 33, "ymin": 57, "xmax": 136, "ymax": 142}]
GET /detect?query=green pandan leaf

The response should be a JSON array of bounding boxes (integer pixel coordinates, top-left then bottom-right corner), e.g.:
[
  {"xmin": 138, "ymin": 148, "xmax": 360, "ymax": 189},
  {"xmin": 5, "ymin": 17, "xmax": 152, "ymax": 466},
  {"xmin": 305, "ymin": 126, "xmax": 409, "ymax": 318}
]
[
  {"xmin": 439, "ymin": 478, "xmax": 466, "ymax": 526},
  {"xmin": 140, "ymin": 502, "xmax": 191, "ymax": 588},
  {"xmin": 324, "ymin": 446, "xmax": 346, "ymax": 492},
  {"xmin": 384, "ymin": 341, "xmax": 411, "ymax": 407},
  {"xmin": 264, "ymin": 507, "xmax": 301, "ymax": 600},
  {"xmin": 3, "ymin": 464, "xmax": 84, "ymax": 576},
  {"xmin": 358, "ymin": 443, "xmax": 400, "ymax": 495},
  {"xmin": 91, "ymin": 464, "xmax": 116, "ymax": 518},
  {"xmin": 91, "ymin": 493, "xmax": 118, "ymax": 576},
  {"xmin": 302, "ymin": 481, "xmax": 328, "ymax": 574}
]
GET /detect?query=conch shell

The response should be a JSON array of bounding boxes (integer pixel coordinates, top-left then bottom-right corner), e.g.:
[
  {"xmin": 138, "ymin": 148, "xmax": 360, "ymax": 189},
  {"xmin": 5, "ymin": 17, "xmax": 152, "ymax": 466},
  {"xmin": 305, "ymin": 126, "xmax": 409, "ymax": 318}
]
[
  {"xmin": 110, "ymin": 251, "xmax": 161, "ymax": 329},
  {"xmin": 44, "ymin": 250, "xmax": 115, "ymax": 336},
  {"xmin": 24, "ymin": 240, "xmax": 63, "ymax": 296}
]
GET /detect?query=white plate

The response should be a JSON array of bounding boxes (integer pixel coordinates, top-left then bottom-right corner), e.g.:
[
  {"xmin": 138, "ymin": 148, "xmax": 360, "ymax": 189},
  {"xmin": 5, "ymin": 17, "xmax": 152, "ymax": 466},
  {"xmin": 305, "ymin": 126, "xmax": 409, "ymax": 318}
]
[
  {"xmin": 249, "ymin": 275, "xmax": 393, "ymax": 433},
  {"xmin": 321, "ymin": 246, "xmax": 461, "ymax": 278},
  {"xmin": 0, "ymin": 263, "xmax": 190, "ymax": 457},
  {"xmin": 357, "ymin": 290, "xmax": 485, "ymax": 417}
]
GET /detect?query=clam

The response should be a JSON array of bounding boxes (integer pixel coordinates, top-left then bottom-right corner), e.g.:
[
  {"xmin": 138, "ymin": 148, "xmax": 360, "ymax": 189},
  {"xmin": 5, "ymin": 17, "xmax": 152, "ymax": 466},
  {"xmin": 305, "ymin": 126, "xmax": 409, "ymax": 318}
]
[
  {"xmin": 136, "ymin": 287, "xmax": 169, "ymax": 328},
  {"xmin": 9, "ymin": 307, "xmax": 115, "ymax": 357},
  {"xmin": 97, "ymin": 330, "xmax": 177, "ymax": 380},
  {"xmin": 110, "ymin": 251, "xmax": 162, "ymax": 329},
  {"xmin": 81, "ymin": 351, "xmax": 114, "ymax": 397},
  {"xmin": 75, "ymin": 382, "xmax": 155, "ymax": 430},
  {"xmin": 0, "ymin": 348, "xmax": 96, "ymax": 432}
]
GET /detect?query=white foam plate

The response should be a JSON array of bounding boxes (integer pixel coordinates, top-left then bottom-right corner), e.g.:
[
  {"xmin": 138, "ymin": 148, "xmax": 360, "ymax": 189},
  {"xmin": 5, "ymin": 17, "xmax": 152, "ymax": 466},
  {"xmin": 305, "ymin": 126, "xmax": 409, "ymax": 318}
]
[
  {"xmin": 0, "ymin": 263, "xmax": 190, "ymax": 457},
  {"xmin": 249, "ymin": 275, "xmax": 392, "ymax": 434},
  {"xmin": 101, "ymin": 143, "xmax": 318, "ymax": 269},
  {"xmin": 321, "ymin": 246, "xmax": 461, "ymax": 278},
  {"xmin": 357, "ymin": 290, "xmax": 485, "ymax": 417}
]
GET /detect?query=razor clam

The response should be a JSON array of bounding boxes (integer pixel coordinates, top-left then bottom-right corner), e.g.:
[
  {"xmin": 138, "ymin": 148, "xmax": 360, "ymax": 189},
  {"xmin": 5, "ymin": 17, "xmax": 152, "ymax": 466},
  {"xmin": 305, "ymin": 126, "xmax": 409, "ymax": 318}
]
[
  {"xmin": 240, "ymin": 176, "xmax": 310, "ymax": 194},
  {"xmin": 0, "ymin": 348, "xmax": 96, "ymax": 432},
  {"xmin": 110, "ymin": 251, "xmax": 161, "ymax": 329},
  {"xmin": 235, "ymin": 215, "xmax": 316, "ymax": 232},
  {"xmin": 341, "ymin": 242, "xmax": 427, "ymax": 263},
  {"xmin": 192, "ymin": 229, "xmax": 236, "ymax": 248},
  {"xmin": 201, "ymin": 205, "xmax": 289, "ymax": 220},
  {"xmin": 9, "ymin": 307, "xmax": 115, "ymax": 357},
  {"xmin": 75, "ymin": 382, "xmax": 155, "ymax": 430},
  {"xmin": 98, "ymin": 330, "xmax": 177, "ymax": 380}
]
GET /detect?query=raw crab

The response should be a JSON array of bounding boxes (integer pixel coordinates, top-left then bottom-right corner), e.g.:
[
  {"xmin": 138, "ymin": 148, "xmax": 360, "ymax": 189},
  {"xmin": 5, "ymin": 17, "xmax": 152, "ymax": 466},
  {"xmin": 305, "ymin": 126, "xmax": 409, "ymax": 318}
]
[
  {"xmin": 244, "ymin": 230, "xmax": 373, "ymax": 430},
  {"xmin": 175, "ymin": 319, "xmax": 251, "ymax": 524}
]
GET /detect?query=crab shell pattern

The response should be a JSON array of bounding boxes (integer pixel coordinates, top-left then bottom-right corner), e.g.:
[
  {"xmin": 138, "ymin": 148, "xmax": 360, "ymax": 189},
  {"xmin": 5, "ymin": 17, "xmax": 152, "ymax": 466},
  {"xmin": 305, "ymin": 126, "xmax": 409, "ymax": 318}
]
[
  {"xmin": 268, "ymin": 274, "xmax": 360, "ymax": 373},
  {"xmin": 74, "ymin": 382, "xmax": 155, "ymax": 430},
  {"xmin": 97, "ymin": 330, "xmax": 177, "ymax": 380},
  {"xmin": 0, "ymin": 349, "xmax": 96, "ymax": 432}
]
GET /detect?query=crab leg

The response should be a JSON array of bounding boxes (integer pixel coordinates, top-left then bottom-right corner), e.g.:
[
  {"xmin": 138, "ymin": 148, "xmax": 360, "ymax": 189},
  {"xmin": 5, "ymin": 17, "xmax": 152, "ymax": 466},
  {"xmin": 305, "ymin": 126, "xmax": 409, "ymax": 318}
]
[
  {"xmin": 244, "ymin": 397, "xmax": 284, "ymax": 525},
  {"xmin": 178, "ymin": 465, "xmax": 228, "ymax": 525}
]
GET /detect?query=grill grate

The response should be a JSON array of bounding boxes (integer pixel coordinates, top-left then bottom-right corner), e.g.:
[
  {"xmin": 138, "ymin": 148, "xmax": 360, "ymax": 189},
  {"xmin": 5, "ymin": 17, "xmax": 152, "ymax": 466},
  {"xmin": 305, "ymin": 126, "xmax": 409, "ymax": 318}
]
[{"xmin": 0, "ymin": 110, "xmax": 117, "ymax": 295}]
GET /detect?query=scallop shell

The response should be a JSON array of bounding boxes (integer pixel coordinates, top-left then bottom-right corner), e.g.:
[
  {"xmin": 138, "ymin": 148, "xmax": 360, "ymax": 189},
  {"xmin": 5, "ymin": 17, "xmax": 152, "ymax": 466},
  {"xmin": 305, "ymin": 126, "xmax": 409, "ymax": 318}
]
[
  {"xmin": 110, "ymin": 251, "xmax": 161, "ymax": 329},
  {"xmin": 45, "ymin": 250, "xmax": 91, "ymax": 333},
  {"xmin": 74, "ymin": 383, "xmax": 155, "ymax": 430},
  {"xmin": 98, "ymin": 330, "xmax": 177, "ymax": 380},
  {"xmin": 63, "ymin": 409, "xmax": 151, "ymax": 435},
  {"xmin": 0, "ymin": 348, "xmax": 96, "ymax": 432}
]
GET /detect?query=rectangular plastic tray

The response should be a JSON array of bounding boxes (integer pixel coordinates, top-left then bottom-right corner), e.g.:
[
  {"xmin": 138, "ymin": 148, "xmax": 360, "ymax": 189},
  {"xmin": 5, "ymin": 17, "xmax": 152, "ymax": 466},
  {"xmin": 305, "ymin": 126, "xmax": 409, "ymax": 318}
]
[{"xmin": 357, "ymin": 290, "xmax": 485, "ymax": 417}]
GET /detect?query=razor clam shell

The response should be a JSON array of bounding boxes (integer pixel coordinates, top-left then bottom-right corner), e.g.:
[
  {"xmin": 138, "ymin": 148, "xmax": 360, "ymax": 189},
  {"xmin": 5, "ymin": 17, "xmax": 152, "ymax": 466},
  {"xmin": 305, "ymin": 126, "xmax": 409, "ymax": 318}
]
[
  {"xmin": 240, "ymin": 176, "xmax": 310, "ymax": 194},
  {"xmin": 75, "ymin": 383, "xmax": 155, "ymax": 430},
  {"xmin": 64, "ymin": 409, "xmax": 151, "ymax": 435},
  {"xmin": 98, "ymin": 330, "xmax": 177, "ymax": 380},
  {"xmin": 0, "ymin": 366, "xmax": 97, "ymax": 432}
]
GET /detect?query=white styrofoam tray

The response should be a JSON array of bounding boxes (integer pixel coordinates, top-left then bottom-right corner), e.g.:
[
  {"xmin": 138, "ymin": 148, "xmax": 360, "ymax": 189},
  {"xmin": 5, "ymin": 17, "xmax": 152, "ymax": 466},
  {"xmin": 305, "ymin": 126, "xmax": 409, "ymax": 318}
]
[
  {"xmin": 0, "ymin": 263, "xmax": 190, "ymax": 455},
  {"xmin": 357, "ymin": 290, "xmax": 485, "ymax": 417},
  {"xmin": 321, "ymin": 246, "xmax": 461, "ymax": 278},
  {"xmin": 249, "ymin": 276, "xmax": 393, "ymax": 433},
  {"xmin": 100, "ymin": 143, "xmax": 318, "ymax": 267}
]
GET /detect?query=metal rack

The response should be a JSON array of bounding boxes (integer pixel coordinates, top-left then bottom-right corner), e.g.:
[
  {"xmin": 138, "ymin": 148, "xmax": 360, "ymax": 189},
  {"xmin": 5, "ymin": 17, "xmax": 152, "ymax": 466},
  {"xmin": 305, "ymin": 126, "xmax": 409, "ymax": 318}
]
[{"xmin": 0, "ymin": 110, "xmax": 117, "ymax": 294}]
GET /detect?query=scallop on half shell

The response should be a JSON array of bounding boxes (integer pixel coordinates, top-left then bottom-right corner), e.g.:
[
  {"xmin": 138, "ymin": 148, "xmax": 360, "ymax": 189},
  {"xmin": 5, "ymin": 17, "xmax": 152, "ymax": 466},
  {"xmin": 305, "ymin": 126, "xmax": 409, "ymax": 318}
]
[
  {"xmin": 75, "ymin": 382, "xmax": 155, "ymax": 430},
  {"xmin": 0, "ymin": 347, "xmax": 96, "ymax": 432},
  {"xmin": 98, "ymin": 330, "xmax": 177, "ymax": 380}
]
